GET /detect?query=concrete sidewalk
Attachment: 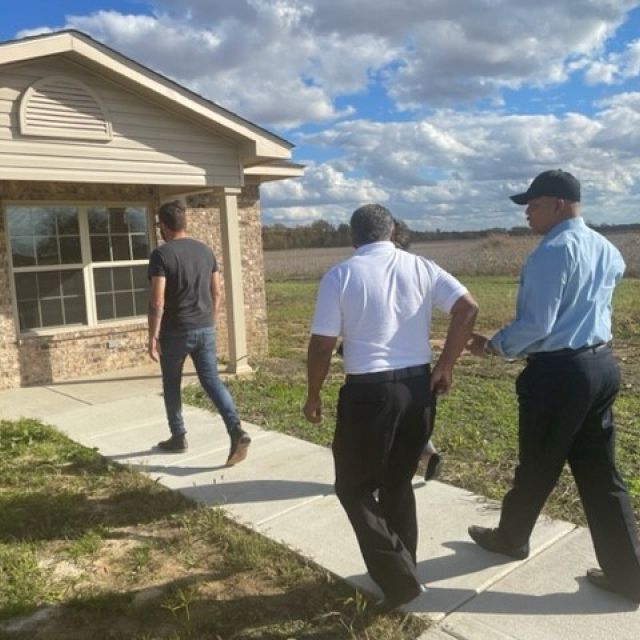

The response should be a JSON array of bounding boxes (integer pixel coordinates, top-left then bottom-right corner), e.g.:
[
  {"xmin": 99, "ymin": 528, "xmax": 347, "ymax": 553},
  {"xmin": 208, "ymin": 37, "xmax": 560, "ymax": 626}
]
[{"xmin": 1, "ymin": 364, "xmax": 638, "ymax": 639}]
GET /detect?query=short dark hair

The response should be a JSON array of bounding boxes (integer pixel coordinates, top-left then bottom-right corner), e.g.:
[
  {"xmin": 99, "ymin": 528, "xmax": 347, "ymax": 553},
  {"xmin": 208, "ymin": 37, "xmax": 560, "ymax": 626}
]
[
  {"xmin": 350, "ymin": 204, "xmax": 394, "ymax": 246},
  {"xmin": 158, "ymin": 200, "xmax": 186, "ymax": 231}
]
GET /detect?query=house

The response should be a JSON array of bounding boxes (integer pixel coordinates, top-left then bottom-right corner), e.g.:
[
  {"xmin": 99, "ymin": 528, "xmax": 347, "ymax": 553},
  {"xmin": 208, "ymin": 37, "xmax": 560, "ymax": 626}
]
[{"xmin": 0, "ymin": 30, "xmax": 303, "ymax": 389}]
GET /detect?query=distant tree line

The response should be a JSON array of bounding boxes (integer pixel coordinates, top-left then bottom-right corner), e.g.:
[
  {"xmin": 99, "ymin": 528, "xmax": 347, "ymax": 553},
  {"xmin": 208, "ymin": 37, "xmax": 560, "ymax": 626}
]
[{"xmin": 262, "ymin": 220, "xmax": 640, "ymax": 251}]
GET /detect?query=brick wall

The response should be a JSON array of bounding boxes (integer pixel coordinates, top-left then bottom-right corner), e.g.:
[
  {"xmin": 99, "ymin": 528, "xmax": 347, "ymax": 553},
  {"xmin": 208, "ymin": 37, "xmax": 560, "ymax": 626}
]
[
  {"xmin": 185, "ymin": 185, "xmax": 268, "ymax": 360},
  {"xmin": 0, "ymin": 181, "xmax": 267, "ymax": 389}
]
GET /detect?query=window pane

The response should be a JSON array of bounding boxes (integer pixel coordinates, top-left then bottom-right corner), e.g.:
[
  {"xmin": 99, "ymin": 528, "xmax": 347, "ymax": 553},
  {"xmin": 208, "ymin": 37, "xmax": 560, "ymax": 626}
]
[
  {"xmin": 15, "ymin": 273, "xmax": 37, "ymax": 301},
  {"xmin": 111, "ymin": 235, "xmax": 130, "ymax": 261},
  {"xmin": 61, "ymin": 271, "xmax": 85, "ymax": 297},
  {"xmin": 41, "ymin": 298, "xmax": 64, "ymax": 326},
  {"xmin": 113, "ymin": 267, "xmax": 132, "ymax": 291},
  {"xmin": 38, "ymin": 271, "xmax": 61, "ymax": 298},
  {"xmin": 88, "ymin": 208, "xmax": 109, "ymax": 234},
  {"xmin": 134, "ymin": 290, "xmax": 148, "ymax": 315},
  {"xmin": 127, "ymin": 208, "xmax": 147, "ymax": 232},
  {"xmin": 11, "ymin": 236, "xmax": 35, "ymax": 267},
  {"xmin": 96, "ymin": 293, "xmax": 114, "ymax": 320},
  {"xmin": 57, "ymin": 210, "xmax": 79, "ymax": 235},
  {"xmin": 7, "ymin": 209, "xmax": 33, "ymax": 237},
  {"xmin": 60, "ymin": 237, "xmax": 82, "ymax": 264},
  {"xmin": 110, "ymin": 209, "xmax": 128, "ymax": 233},
  {"xmin": 35, "ymin": 236, "xmax": 59, "ymax": 265},
  {"xmin": 115, "ymin": 292, "xmax": 134, "ymax": 318},
  {"xmin": 64, "ymin": 296, "xmax": 87, "ymax": 325},
  {"xmin": 17, "ymin": 300, "xmax": 39, "ymax": 330},
  {"xmin": 33, "ymin": 210, "xmax": 56, "ymax": 236},
  {"xmin": 93, "ymin": 268, "xmax": 112, "ymax": 293},
  {"xmin": 132, "ymin": 265, "xmax": 148, "ymax": 289},
  {"xmin": 90, "ymin": 236, "xmax": 111, "ymax": 262},
  {"xmin": 131, "ymin": 234, "xmax": 150, "ymax": 259},
  {"xmin": 14, "ymin": 268, "xmax": 86, "ymax": 331}
]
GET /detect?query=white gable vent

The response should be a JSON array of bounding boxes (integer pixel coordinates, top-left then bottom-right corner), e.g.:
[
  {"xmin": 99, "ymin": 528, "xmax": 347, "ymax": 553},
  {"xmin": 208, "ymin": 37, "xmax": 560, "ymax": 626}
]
[{"xmin": 19, "ymin": 75, "xmax": 112, "ymax": 141}]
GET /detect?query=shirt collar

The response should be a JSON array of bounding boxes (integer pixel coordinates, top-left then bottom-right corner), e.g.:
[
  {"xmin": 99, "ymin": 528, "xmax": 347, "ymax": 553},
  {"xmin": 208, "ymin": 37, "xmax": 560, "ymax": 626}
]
[
  {"xmin": 354, "ymin": 240, "xmax": 395, "ymax": 256},
  {"xmin": 544, "ymin": 216, "xmax": 585, "ymax": 241}
]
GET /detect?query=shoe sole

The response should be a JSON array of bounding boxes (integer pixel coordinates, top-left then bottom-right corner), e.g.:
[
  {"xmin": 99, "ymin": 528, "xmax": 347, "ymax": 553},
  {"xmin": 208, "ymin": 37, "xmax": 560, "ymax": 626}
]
[{"xmin": 226, "ymin": 436, "xmax": 251, "ymax": 466}]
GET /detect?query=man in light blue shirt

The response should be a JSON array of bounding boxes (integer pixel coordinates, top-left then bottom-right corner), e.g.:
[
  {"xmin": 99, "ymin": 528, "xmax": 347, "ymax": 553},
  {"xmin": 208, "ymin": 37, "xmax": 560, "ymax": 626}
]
[{"xmin": 468, "ymin": 169, "xmax": 640, "ymax": 603}]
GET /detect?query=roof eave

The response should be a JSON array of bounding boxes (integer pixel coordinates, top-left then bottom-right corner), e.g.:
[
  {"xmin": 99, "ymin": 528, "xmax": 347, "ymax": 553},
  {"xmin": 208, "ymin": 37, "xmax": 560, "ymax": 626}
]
[{"xmin": 0, "ymin": 30, "xmax": 294, "ymax": 162}]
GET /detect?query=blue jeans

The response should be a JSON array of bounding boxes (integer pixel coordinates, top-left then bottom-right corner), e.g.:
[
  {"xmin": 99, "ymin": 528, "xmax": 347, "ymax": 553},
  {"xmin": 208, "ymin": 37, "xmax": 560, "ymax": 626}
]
[{"xmin": 159, "ymin": 326, "xmax": 240, "ymax": 436}]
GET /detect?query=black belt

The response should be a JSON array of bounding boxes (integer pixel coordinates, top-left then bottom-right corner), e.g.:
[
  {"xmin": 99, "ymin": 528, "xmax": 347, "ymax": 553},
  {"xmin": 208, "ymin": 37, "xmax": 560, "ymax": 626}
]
[
  {"xmin": 345, "ymin": 364, "xmax": 429, "ymax": 384},
  {"xmin": 527, "ymin": 341, "xmax": 611, "ymax": 361}
]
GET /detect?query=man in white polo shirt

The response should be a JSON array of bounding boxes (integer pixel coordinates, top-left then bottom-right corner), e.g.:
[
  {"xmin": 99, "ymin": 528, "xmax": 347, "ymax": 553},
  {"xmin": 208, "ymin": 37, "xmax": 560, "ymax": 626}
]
[{"xmin": 303, "ymin": 204, "xmax": 478, "ymax": 608}]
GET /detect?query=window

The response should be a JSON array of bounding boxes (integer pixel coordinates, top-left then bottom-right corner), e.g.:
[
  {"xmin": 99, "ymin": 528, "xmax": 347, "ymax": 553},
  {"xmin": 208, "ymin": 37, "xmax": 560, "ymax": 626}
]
[{"xmin": 6, "ymin": 205, "xmax": 151, "ymax": 332}]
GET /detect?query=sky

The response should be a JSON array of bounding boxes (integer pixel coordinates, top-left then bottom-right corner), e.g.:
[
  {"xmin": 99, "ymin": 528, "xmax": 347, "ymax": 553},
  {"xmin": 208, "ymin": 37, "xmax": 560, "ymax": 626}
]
[{"xmin": 2, "ymin": 1, "xmax": 640, "ymax": 231}]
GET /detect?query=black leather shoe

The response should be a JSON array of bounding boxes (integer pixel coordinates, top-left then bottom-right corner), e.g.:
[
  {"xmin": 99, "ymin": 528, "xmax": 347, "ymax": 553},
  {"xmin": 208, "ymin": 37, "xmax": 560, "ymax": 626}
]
[
  {"xmin": 468, "ymin": 525, "xmax": 529, "ymax": 560},
  {"xmin": 586, "ymin": 568, "xmax": 640, "ymax": 604},
  {"xmin": 157, "ymin": 434, "xmax": 188, "ymax": 452},
  {"xmin": 375, "ymin": 584, "xmax": 426, "ymax": 612},
  {"xmin": 424, "ymin": 453, "xmax": 442, "ymax": 481}
]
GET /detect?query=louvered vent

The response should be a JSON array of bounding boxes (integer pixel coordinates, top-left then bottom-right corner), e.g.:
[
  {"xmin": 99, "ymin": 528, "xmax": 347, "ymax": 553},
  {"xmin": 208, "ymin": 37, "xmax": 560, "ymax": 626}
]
[{"xmin": 19, "ymin": 75, "xmax": 112, "ymax": 141}]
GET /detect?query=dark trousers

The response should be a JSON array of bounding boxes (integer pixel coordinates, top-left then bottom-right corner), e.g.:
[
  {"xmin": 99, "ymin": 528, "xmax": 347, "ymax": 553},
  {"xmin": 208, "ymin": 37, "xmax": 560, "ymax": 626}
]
[
  {"xmin": 332, "ymin": 369, "xmax": 433, "ymax": 602},
  {"xmin": 499, "ymin": 347, "xmax": 640, "ymax": 594}
]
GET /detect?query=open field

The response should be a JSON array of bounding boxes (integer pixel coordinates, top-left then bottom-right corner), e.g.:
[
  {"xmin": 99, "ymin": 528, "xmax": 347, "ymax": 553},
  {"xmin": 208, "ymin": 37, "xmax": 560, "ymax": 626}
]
[
  {"xmin": 197, "ymin": 275, "xmax": 640, "ymax": 530},
  {"xmin": 264, "ymin": 231, "xmax": 640, "ymax": 280}
]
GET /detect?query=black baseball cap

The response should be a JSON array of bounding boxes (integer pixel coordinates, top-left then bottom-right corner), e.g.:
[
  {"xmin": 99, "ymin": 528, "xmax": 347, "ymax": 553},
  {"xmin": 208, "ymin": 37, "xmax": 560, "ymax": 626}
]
[{"xmin": 510, "ymin": 169, "xmax": 581, "ymax": 205}]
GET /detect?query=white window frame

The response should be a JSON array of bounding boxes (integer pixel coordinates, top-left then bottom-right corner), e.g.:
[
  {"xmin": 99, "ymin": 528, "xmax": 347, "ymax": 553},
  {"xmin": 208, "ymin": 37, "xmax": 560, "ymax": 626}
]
[{"xmin": 3, "ymin": 201, "xmax": 154, "ymax": 337}]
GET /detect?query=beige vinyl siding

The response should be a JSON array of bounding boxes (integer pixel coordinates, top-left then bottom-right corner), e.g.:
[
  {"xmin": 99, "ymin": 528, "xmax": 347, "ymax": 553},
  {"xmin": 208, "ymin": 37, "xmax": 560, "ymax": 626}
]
[{"xmin": 0, "ymin": 59, "xmax": 242, "ymax": 186}]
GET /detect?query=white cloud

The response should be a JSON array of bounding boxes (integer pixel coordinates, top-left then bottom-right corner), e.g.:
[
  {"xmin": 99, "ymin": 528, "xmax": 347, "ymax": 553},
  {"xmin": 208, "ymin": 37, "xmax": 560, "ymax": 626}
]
[
  {"xmin": 263, "ymin": 100, "xmax": 640, "ymax": 230},
  {"xmin": 583, "ymin": 38, "xmax": 640, "ymax": 85},
  {"xmin": 9, "ymin": 1, "xmax": 640, "ymax": 229},
  {"xmin": 19, "ymin": 0, "xmax": 637, "ymax": 127}
]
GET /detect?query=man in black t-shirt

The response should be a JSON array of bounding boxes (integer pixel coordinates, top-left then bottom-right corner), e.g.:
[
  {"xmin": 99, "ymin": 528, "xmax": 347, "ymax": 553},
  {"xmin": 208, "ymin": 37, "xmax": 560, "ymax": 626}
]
[{"xmin": 148, "ymin": 200, "xmax": 250, "ymax": 465}]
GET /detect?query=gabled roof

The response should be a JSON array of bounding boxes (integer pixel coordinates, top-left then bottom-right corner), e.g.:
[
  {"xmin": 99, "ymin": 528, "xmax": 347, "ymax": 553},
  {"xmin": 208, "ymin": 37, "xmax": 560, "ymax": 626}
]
[{"xmin": 0, "ymin": 30, "xmax": 298, "ymax": 168}]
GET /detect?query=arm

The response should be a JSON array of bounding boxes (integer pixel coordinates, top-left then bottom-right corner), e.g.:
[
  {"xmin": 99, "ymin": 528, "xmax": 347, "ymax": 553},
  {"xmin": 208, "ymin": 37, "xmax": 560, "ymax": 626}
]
[
  {"xmin": 431, "ymin": 292, "xmax": 479, "ymax": 394},
  {"xmin": 474, "ymin": 245, "xmax": 569, "ymax": 359},
  {"xmin": 147, "ymin": 275, "xmax": 166, "ymax": 362},
  {"xmin": 210, "ymin": 271, "xmax": 222, "ymax": 325},
  {"xmin": 303, "ymin": 334, "xmax": 338, "ymax": 423}
]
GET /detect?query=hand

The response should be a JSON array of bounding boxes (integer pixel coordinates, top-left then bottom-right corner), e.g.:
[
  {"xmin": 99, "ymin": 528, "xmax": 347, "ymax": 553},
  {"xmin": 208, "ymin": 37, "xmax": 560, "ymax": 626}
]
[
  {"xmin": 467, "ymin": 333, "xmax": 489, "ymax": 357},
  {"xmin": 148, "ymin": 336, "xmax": 161, "ymax": 362},
  {"xmin": 303, "ymin": 396, "xmax": 322, "ymax": 423},
  {"xmin": 430, "ymin": 363, "xmax": 452, "ymax": 395}
]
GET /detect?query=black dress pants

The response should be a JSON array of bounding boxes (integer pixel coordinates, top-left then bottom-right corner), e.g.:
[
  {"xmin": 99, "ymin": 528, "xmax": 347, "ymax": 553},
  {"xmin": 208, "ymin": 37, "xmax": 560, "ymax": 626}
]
[
  {"xmin": 498, "ymin": 347, "xmax": 640, "ymax": 595},
  {"xmin": 332, "ymin": 369, "xmax": 433, "ymax": 603}
]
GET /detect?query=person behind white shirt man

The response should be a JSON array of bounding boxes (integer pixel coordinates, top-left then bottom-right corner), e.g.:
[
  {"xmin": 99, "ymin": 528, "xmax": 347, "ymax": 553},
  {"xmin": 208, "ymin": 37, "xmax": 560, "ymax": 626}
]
[
  {"xmin": 303, "ymin": 204, "xmax": 478, "ymax": 609},
  {"xmin": 467, "ymin": 169, "xmax": 640, "ymax": 604}
]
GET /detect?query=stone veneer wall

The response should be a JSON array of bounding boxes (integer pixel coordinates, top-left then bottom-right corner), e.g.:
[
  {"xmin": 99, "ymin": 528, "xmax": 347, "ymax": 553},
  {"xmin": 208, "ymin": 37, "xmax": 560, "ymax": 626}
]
[
  {"xmin": 185, "ymin": 185, "xmax": 268, "ymax": 361},
  {"xmin": 0, "ymin": 181, "xmax": 267, "ymax": 390}
]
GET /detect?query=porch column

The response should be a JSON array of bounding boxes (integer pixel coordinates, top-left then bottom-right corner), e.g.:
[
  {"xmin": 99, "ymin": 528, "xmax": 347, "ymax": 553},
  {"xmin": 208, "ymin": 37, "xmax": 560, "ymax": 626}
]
[{"xmin": 219, "ymin": 187, "xmax": 252, "ymax": 375}]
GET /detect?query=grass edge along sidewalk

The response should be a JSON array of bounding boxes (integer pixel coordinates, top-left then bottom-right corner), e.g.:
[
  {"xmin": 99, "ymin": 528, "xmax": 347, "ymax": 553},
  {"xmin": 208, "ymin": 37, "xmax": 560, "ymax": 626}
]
[{"xmin": 0, "ymin": 417, "xmax": 427, "ymax": 640}]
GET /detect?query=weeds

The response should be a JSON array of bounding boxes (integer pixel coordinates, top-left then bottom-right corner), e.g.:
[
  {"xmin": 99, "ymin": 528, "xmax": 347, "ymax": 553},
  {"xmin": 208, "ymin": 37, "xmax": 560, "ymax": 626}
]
[{"xmin": 0, "ymin": 421, "xmax": 418, "ymax": 639}]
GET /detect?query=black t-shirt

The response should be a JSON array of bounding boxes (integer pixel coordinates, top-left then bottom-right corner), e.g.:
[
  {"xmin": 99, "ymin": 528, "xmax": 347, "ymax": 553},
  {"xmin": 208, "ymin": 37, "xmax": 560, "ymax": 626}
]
[{"xmin": 148, "ymin": 237, "xmax": 218, "ymax": 331}]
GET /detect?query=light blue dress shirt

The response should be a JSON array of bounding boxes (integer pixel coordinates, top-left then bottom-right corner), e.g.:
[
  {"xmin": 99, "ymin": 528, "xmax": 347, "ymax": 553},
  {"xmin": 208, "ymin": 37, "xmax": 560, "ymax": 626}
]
[{"xmin": 488, "ymin": 217, "xmax": 626, "ymax": 359}]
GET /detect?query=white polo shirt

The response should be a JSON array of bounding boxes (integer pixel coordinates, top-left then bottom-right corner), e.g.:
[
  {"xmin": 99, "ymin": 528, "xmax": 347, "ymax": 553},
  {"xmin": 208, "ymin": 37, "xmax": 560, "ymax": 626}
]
[{"xmin": 311, "ymin": 241, "xmax": 467, "ymax": 374}]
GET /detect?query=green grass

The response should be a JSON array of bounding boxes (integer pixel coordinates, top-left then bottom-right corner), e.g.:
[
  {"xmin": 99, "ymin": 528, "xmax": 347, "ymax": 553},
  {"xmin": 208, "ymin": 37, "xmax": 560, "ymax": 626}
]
[
  {"xmin": 0, "ymin": 418, "xmax": 427, "ymax": 639},
  {"xmin": 187, "ymin": 277, "xmax": 640, "ymax": 527},
  {"xmin": 2, "ymin": 275, "xmax": 638, "ymax": 638}
]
